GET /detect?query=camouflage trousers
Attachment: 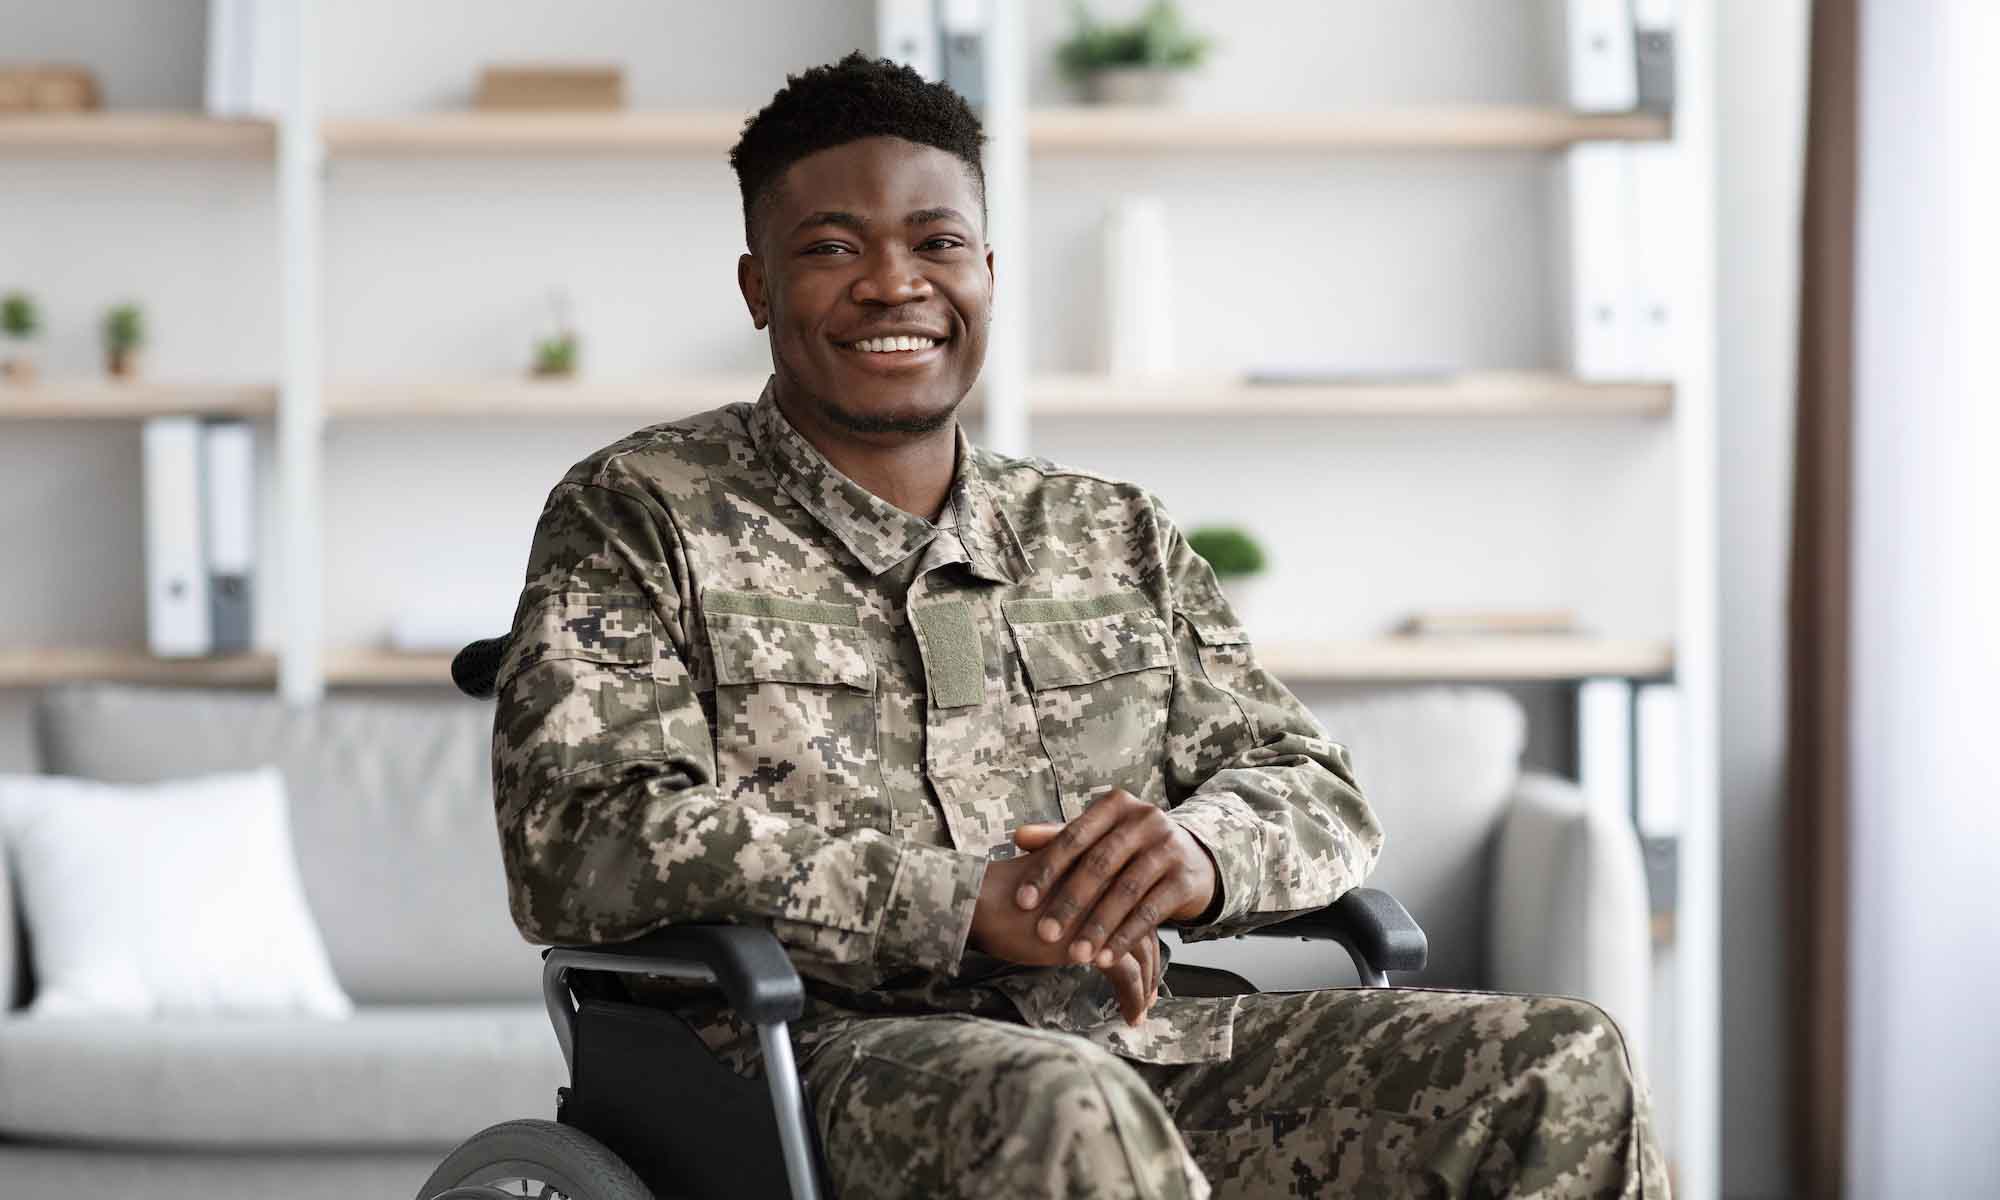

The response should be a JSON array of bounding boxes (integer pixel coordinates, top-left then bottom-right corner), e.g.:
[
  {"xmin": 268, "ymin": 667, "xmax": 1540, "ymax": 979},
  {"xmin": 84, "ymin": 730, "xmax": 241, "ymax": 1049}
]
[{"xmin": 796, "ymin": 986, "xmax": 1670, "ymax": 1200}]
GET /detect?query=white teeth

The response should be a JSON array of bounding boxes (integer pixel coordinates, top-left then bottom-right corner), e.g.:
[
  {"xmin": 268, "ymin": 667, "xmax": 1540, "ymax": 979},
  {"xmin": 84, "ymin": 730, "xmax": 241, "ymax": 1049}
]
[{"xmin": 851, "ymin": 336, "xmax": 939, "ymax": 353}]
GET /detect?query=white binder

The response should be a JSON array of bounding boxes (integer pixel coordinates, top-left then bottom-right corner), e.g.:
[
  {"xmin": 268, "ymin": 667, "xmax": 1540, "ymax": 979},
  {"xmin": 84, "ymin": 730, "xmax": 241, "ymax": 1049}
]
[
  {"xmin": 1554, "ymin": 142, "xmax": 1636, "ymax": 380},
  {"xmin": 1560, "ymin": 0, "xmax": 1640, "ymax": 113},
  {"xmin": 202, "ymin": 420, "xmax": 256, "ymax": 654},
  {"xmin": 1627, "ymin": 142, "xmax": 1684, "ymax": 379},
  {"xmin": 1578, "ymin": 677, "xmax": 1635, "ymax": 823},
  {"xmin": 143, "ymin": 418, "xmax": 212, "ymax": 658},
  {"xmin": 876, "ymin": 0, "xmax": 941, "ymax": 80},
  {"xmin": 1635, "ymin": 682, "xmax": 1684, "ymax": 837}
]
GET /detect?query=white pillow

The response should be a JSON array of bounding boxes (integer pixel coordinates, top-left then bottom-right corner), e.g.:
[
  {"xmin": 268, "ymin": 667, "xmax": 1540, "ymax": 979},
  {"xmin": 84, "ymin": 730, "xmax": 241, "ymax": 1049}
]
[{"xmin": 0, "ymin": 767, "xmax": 353, "ymax": 1019}]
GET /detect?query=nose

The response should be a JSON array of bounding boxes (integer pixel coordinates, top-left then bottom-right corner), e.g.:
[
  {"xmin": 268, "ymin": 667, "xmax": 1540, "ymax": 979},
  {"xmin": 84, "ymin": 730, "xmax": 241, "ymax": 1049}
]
[{"xmin": 850, "ymin": 244, "xmax": 933, "ymax": 306}]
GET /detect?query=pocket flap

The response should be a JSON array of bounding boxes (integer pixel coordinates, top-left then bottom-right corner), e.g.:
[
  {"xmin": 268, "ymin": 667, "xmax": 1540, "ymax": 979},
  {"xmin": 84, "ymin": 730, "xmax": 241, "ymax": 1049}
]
[
  {"xmin": 701, "ymin": 588, "xmax": 874, "ymax": 692},
  {"xmin": 1002, "ymin": 592, "xmax": 1173, "ymax": 689}
]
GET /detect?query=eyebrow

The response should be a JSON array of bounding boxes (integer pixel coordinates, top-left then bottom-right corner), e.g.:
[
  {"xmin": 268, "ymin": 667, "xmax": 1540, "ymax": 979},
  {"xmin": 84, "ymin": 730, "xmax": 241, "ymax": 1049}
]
[{"xmin": 791, "ymin": 207, "xmax": 973, "ymax": 237}]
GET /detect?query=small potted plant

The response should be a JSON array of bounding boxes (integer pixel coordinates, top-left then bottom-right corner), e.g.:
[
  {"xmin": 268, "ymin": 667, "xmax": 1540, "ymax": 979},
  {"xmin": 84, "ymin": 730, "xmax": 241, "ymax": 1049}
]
[
  {"xmin": 2, "ymin": 290, "xmax": 41, "ymax": 383},
  {"xmin": 1057, "ymin": 0, "xmax": 1214, "ymax": 106},
  {"xmin": 530, "ymin": 286, "xmax": 579, "ymax": 379},
  {"xmin": 1187, "ymin": 525, "xmax": 1268, "ymax": 627},
  {"xmin": 102, "ymin": 302, "xmax": 144, "ymax": 379}
]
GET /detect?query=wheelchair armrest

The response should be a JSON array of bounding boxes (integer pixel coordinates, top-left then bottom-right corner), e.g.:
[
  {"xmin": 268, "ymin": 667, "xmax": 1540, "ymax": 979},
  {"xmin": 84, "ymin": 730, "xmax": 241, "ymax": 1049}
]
[
  {"xmin": 1245, "ymin": 887, "xmax": 1428, "ymax": 980},
  {"xmin": 543, "ymin": 924, "xmax": 803, "ymax": 1054}
]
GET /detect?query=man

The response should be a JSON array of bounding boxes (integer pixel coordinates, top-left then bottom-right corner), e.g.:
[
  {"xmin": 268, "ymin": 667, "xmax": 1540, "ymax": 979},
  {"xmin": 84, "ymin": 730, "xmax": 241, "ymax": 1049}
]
[{"xmin": 493, "ymin": 53, "xmax": 1667, "ymax": 1199}]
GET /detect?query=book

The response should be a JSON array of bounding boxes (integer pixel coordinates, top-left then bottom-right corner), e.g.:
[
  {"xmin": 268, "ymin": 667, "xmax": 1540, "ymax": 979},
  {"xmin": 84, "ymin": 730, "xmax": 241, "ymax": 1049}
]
[
  {"xmin": 1554, "ymin": 141, "xmax": 1636, "ymax": 380},
  {"xmin": 143, "ymin": 418, "xmax": 212, "ymax": 658},
  {"xmin": 1559, "ymin": 0, "xmax": 1639, "ymax": 113},
  {"xmin": 1577, "ymin": 677, "xmax": 1635, "ymax": 823},
  {"xmin": 202, "ymin": 421, "xmax": 256, "ymax": 654},
  {"xmin": 474, "ymin": 65, "xmax": 626, "ymax": 111}
]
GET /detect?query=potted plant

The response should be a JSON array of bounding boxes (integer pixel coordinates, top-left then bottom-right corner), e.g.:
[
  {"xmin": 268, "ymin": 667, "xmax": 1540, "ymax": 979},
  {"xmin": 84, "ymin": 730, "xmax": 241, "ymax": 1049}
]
[
  {"xmin": 2, "ymin": 290, "xmax": 41, "ymax": 383},
  {"xmin": 530, "ymin": 286, "xmax": 579, "ymax": 378},
  {"xmin": 1057, "ymin": 0, "xmax": 1214, "ymax": 106},
  {"xmin": 1187, "ymin": 525, "xmax": 1268, "ymax": 628},
  {"xmin": 102, "ymin": 302, "xmax": 144, "ymax": 379}
]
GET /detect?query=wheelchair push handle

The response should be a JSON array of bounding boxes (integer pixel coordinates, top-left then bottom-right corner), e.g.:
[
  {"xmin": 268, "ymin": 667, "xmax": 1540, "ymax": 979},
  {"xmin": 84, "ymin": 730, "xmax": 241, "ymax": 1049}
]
[{"xmin": 453, "ymin": 635, "xmax": 509, "ymax": 699}]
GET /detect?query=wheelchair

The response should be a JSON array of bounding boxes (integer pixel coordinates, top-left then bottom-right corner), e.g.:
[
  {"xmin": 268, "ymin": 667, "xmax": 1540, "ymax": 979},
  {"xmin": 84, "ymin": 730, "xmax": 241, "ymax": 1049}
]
[{"xmin": 420, "ymin": 636, "xmax": 1429, "ymax": 1200}]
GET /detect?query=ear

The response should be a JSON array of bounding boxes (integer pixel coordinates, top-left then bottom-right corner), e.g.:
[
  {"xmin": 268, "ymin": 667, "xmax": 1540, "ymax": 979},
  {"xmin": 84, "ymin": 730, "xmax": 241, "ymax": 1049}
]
[{"xmin": 737, "ymin": 253, "xmax": 768, "ymax": 330}]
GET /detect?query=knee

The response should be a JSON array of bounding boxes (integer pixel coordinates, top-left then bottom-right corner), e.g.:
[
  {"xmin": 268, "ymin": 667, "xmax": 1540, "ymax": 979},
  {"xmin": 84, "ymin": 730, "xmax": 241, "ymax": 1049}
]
[
  {"xmin": 1503, "ymin": 994, "xmax": 1644, "ymax": 1110},
  {"xmin": 990, "ymin": 1040, "xmax": 1185, "ymax": 1195}
]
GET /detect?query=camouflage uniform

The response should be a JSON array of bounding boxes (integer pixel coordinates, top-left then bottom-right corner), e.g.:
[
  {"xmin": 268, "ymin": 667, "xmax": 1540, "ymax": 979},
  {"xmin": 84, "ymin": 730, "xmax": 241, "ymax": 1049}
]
[{"xmin": 493, "ymin": 381, "xmax": 1669, "ymax": 1198}]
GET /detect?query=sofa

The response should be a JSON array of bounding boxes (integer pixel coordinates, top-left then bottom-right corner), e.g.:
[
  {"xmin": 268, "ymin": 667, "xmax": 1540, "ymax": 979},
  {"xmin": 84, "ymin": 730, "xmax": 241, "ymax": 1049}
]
[{"xmin": 0, "ymin": 682, "xmax": 1650, "ymax": 1199}]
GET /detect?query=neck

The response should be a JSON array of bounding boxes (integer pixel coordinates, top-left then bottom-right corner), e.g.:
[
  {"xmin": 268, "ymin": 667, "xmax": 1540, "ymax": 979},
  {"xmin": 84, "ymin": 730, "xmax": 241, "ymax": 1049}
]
[{"xmin": 772, "ymin": 390, "xmax": 959, "ymax": 522}]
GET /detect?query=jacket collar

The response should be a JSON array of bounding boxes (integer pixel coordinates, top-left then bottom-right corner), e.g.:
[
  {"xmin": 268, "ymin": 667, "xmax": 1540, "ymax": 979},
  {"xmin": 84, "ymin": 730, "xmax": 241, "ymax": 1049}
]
[{"xmin": 749, "ymin": 379, "xmax": 1024, "ymax": 585}]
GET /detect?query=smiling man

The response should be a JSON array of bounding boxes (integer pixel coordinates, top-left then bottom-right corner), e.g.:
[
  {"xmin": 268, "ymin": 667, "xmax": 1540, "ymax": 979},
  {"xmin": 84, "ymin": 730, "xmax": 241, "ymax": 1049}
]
[{"xmin": 493, "ymin": 53, "xmax": 1668, "ymax": 1199}]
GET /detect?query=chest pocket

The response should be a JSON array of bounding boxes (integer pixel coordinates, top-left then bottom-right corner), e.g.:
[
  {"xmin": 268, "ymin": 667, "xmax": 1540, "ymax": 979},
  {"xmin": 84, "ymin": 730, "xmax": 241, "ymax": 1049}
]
[
  {"xmin": 1002, "ymin": 592, "xmax": 1174, "ymax": 819},
  {"xmin": 700, "ymin": 589, "xmax": 884, "ymax": 837}
]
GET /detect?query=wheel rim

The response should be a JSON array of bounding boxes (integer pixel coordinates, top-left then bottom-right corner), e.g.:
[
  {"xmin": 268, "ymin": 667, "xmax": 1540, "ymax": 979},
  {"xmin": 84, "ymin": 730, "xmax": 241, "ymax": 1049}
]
[{"xmin": 430, "ymin": 1162, "xmax": 585, "ymax": 1199}]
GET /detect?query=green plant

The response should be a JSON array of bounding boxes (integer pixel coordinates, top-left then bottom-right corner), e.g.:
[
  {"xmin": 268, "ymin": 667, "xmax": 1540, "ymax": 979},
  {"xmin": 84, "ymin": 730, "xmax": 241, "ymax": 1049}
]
[
  {"xmin": 1057, "ymin": 0, "xmax": 1213, "ymax": 74},
  {"xmin": 1187, "ymin": 526, "xmax": 1266, "ymax": 579},
  {"xmin": 2, "ymin": 291, "xmax": 39, "ymax": 339},
  {"xmin": 534, "ymin": 332, "xmax": 578, "ymax": 374},
  {"xmin": 103, "ymin": 303, "xmax": 144, "ymax": 351}
]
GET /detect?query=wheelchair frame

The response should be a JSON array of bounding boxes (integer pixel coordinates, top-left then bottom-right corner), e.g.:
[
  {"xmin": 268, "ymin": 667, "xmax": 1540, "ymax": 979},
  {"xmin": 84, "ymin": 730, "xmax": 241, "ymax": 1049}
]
[{"xmin": 538, "ymin": 890, "xmax": 1426, "ymax": 1200}]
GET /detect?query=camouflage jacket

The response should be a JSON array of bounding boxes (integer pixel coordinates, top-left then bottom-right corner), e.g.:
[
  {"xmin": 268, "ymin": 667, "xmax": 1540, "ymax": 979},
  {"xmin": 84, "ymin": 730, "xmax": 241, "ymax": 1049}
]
[{"xmin": 492, "ymin": 381, "xmax": 1382, "ymax": 1065}]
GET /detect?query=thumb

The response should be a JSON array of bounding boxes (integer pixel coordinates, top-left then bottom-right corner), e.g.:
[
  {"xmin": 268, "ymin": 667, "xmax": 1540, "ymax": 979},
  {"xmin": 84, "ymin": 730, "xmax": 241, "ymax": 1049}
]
[{"xmin": 1012, "ymin": 822, "xmax": 1063, "ymax": 850}]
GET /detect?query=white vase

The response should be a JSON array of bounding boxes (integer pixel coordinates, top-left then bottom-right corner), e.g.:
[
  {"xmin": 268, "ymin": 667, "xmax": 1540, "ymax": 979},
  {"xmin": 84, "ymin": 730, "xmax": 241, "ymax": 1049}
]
[{"xmin": 1082, "ymin": 67, "xmax": 1187, "ymax": 106}]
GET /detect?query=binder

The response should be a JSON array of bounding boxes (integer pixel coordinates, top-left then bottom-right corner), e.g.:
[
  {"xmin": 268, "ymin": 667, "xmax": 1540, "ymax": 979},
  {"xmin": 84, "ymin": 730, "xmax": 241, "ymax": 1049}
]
[
  {"xmin": 1633, "ymin": 0, "xmax": 1678, "ymax": 114},
  {"xmin": 1627, "ymin": 142, "xmax": 1683, "ymax": 378},
  {"xmin": 202, "ymin": 420, "xmax": 256, "ymax": 654},
  {"xmin": 143, "ymin": 418, "xmax": 212, "ymax": 657},
  {"xmin": 1577, "ymin": 677, "xmax": 1635, "ymax": 823},
  {"xmin": 1554, "ymin": 141, "xmax": 1635, "ymax": 380},
  {"xmin": 876, "ymin": 0, "xmax": 941, "ymax": 81},
  {"xmin": 1635, "ymin": 682, "xmax": 1683, "ymax": 837},
  {"xmin": 202, "ymin": 0, "xmax": 248, "ymax": 116},
  {"xmin": 938, "ymin": 0, "xmax": 987, "ymax": 107},
  {"xmin": 1560, "ymin": 0, "xmax": 1639, "ymax": 113}
]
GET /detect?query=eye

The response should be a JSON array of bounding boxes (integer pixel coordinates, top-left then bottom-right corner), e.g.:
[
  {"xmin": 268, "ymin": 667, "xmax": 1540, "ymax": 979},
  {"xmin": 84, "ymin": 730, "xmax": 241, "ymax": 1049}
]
[
  {"xmin": 803, "ymin": 242, "xmax": 853, "ymax": 257},
  {"xmin": 918, "ymin": 236, "xmax": 965, "ymax": 252}
]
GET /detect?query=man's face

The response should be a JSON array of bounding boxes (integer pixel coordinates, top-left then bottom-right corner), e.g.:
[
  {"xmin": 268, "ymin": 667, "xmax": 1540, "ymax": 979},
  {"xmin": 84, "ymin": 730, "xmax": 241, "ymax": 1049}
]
[{"xmin": 738, "ymin": 136, "xmax": 993, "ymax": 439}]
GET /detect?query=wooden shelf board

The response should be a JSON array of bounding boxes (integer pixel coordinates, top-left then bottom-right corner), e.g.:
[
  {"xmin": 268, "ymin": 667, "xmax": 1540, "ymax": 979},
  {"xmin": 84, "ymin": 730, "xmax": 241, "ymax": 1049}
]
[
  {"xmin": 1259, "ymin": 636, "xmax": 1674, "ymax": 682},
  {"xmin": 0, "ymin": 649, "xmax": 277, "ymax": 688},
  {"xmin": 1030, "ymin": 372, "xmax": 1672, "ymax": 417},
  {"xmin": 322, "ymin": 110, "xmax": 746, "ymax": 155},
  {"xmin": 316, "ymin": 106, "xmax": 1665, "ymax": 157},
  {"xmin": 0, "ymin": 112, "xmax": 276, "ymax": 154},
  {"xmin": 1029, "ymin": 106, "xmax": 1670, "ymax": 152},
  {"xmin": 324, "ymin": 374, "xmax": 769, "ymax": 419},
  {"xmin": 0, "ymin": 381, "xmax": 277, "ymax": 420}
]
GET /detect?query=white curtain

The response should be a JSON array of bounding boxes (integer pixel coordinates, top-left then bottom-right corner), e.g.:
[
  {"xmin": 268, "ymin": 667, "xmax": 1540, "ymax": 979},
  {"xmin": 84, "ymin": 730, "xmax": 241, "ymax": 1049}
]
[{"xmin": 1847, "ymin": 1, "xmax": 2000, "ymax": 1194}]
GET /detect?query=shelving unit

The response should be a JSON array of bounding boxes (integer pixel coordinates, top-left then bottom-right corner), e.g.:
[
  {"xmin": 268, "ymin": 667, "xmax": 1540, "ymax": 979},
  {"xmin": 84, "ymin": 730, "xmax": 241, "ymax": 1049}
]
[{"xmin": 1030, "ymin": 372, "xmax": 1673, "ymax": 418}]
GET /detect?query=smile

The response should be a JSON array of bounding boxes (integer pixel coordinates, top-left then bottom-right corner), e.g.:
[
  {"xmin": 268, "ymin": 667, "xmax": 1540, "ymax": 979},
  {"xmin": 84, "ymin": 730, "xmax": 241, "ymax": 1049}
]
[{"xmin": 843, "ymin": 335, "xmax": 945, "ymax": 353}]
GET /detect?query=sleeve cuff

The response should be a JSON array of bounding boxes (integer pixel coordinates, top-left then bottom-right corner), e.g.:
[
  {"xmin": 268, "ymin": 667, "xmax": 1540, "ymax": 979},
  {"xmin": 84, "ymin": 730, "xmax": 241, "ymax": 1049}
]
[
  {"xmin": 1168, "ymin": 794, "xmax": 1265, "ymax": 931},
  {"xmin": 874, "ymin": 840, "xmax": 988, "ymax": 975}
]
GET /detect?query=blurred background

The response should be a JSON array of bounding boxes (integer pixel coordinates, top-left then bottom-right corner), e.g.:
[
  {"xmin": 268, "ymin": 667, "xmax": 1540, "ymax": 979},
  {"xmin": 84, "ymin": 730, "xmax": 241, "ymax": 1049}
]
[{"xmin": 0, "ymin": 2, "xmax": 1991, "ymax": 1198}]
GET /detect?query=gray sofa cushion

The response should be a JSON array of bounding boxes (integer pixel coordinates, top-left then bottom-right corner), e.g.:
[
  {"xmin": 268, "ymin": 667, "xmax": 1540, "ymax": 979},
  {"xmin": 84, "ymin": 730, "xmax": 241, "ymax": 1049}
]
[
  {"xmin": 0, "ymin": 1005, "xmax": 562, "ymax": 1147},
  {"xmin": 33, "ymin": 686, "xmax": 540, "ymax": 1005}
]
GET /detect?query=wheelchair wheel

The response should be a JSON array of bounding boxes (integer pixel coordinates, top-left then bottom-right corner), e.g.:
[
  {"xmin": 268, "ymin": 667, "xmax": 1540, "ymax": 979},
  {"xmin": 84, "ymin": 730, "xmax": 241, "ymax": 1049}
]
[{"xmin": 417, "ymin": 1118, "xmax": 653, "ymax": 1200}]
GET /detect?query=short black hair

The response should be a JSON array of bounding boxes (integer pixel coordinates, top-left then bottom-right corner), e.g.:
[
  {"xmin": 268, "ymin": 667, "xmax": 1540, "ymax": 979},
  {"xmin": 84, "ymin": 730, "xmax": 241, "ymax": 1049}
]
[{"xmin": 729, "ymin": 52, "xmax": 986, "ymax": 248}]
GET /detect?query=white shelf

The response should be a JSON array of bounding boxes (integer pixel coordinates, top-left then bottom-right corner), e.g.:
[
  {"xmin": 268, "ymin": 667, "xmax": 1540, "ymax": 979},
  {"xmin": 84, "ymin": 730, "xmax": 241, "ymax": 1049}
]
[
  {"xmin": 323, "ymin": 374, "xmax": 769, "ymax": 419},
  {"xmin": 0, "ymin": 112, "xmax": 275, "ymax": 154},
  {"xmin": 0, "ymin": 380, "xmax": 276, "ymax": 419},
  {"xmin": 322, "ymin": 110, "xmax": 745, "ymax": 155},
  {"xmin": 1030, "ymin": 372, "xmax": 1672, "ymax": 418},
  {"xmin": 1029, "ymin": 105, "xmax": 1670, "ymax": 153}
]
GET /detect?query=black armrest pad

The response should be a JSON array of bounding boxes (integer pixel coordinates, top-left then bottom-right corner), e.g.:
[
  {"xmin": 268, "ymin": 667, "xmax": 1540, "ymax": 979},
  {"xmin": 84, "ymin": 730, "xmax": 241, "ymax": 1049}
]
[
  {"xmin": 552, "ymin": 924, "xmax": 805, "ymax": 1024},
  {"xmin": 1247, "ymin": 887, "xmax": 1429, "ymax": 974}
]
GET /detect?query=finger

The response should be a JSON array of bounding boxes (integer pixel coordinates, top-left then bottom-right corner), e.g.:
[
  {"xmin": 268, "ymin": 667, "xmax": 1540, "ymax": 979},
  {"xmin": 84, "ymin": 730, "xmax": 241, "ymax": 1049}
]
[
  {"xmin": 1014, "ymin": 794, "xmax": 1125, "ymax": 910},
  {"xmin": 1079, "ymin": 844, "xmax": 1176, "ymax": 968},
  {"xmin": 1097, "ymin": 874, "xmax": 1193, "ymax": 972},
  {"xmin": 1135, "ymin": 935, "xmax": 1161, "ymax": 1018},
  {"xmin": 1012, "ymin": 822, "xmax": 1062, "ymax": 848},
  {"xmin": 1042, "ymin": 814, "xmax": 1159, "ymax": 951},
  {"xmin": 1107, "ymin": 951, "xmax": 1147, "ymax": 1026}
]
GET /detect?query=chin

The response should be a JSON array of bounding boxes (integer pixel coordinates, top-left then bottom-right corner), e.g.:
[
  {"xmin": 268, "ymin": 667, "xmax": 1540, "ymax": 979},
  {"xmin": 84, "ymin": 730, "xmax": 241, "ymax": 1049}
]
[{"xmin": 822, "ymin": 386, "xmax": 964, "ymax": 435}]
